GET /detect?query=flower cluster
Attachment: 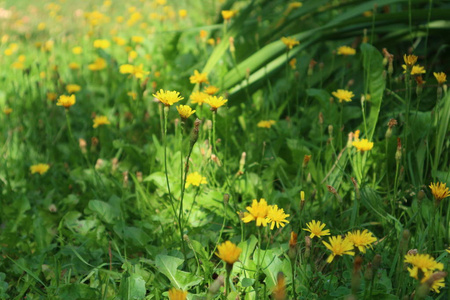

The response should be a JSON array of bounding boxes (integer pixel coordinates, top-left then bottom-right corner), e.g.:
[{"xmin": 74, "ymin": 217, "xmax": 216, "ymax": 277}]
[
  {"xmin": 303, "ymin": 220, "xmax": 377, "ymax": 263},
  {"xmin": 404, "ymin": 252, "xmax": 445, "ymax": 293},
  {"xmin": 240, "ymin": 198, "xmax": 290, "ymax": 230}
]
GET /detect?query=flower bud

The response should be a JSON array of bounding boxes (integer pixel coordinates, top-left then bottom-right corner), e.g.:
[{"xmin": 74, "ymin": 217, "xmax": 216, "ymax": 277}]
[{"xmin": 190, "ymin": 118, "xmax": 201, "ymax": 148}]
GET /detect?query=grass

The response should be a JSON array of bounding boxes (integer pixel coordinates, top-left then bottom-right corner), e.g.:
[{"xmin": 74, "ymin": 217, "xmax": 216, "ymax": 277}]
[{"xmin": 0, "ymin": 0, "xmax": 449, "ymax": 299}]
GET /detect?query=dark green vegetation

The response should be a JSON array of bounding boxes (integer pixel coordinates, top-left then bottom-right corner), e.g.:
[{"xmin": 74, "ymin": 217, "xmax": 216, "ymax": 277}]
[{"xmin": 0, "ymin": 0, "xmax": 449, "ymax": 299}]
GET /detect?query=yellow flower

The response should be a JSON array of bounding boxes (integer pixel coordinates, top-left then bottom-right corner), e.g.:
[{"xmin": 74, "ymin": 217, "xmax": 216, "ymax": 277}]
[
  {"xmin": 345, "ymin": 230, "xmax": 377, "ymax": 253},
  {"xmin": 66, "ymin": 84, "xmax": 81, "ymax": 94},
  {"xmin": 120, "ymin": 64, "xmax": 149, "ymax": 79},
  {"xmin": 205, "ymin": 96, "xmax": 228, "ymax": 111},
  {"xmin": 168, "ymin": 287, "xmax": 188, "ymax": 300},
  {"xmin": 72, "ymin": 47, "xmax": 82, "ymax": 54},
  {"xmin": 241, "ymin": 198, "xmax": 269, "ymax": 227},
  {"xmin": 322, "ymin": 235, "xmax": 355, "ymax": 263},
  {"xmin": 281, "ymin": 37, "xmax": 299, "ymax": 50},
  {"xmin": 352, "ymin": 139, "xmax": 374, "ymax": 152},
  {"xmin": 190, "ymin": 91, "xmax": 209, "ymax": 105},
  {"xmin": 113, "ymin": 36, "xmax": 126, "ymax": 46},
  {"xmin": 153, "ymin": 89, "xmax": 184, "ymax": 106},
  {"xmin": 120, "ymin": 64, "xmax": 134, "ymax": 74},
  {"xmin": 11, "ymin": 62, "xmax": 24, "ymax": 70},
  {"xmin": 289, "ymin": 58, "xmax": 297, "ymax": 69},
  {"xmin": 69, "ymin": 62, "xmax": 80, "ymax": 70},
  {"xmin": 429, "ymin": 182, "xmax": 450, "ymax": 202},
  {"xmin": 199, "ymin": 30, "xmax": 207, "ymax": 39},
  {"xmin": 332, "ymin": 89, "xmax": 354, "ymax": 103},
  {"xmin": 189, "ymin": 70, "xmax": 209, "ymax": 84},
  {"xmin": 47, "ymin": 92, "xmax": 58, "ymax": 101},
  {"xmin": 257, "ymin": 120, "xmax": 276, "ymax": 128},
  {"xmin": 30, "ymin": 163, "xmax": 50, "ymax": 175},
  {"xmin": 402, "ymin": 64, "xmax": 426, "ymax": 75},
  {"xmin": 88, "ymin": 57, "xmax": 107, "ymax": 71},
  {"xmin": 337, "ymin": 46, "xmax": 356, "ymax": 56},
  {"xmin": 403, "ymin": 54, "xmax": 418, "ymax": 67},
  {"xmin": 185, "ymin": 172, "xmax": 206, "ymax": 188},
  {"xmin": 131, "ymin": 36, "xmax": 144, "ymax": 43},
  {"xmin": 404, "ymin": 253, "xmax": 443, "ymax": 280},
  {"xmin": 127, "ymin": 91, "xmax": 137, "ymax": 100},
  {"xmin": 433, "ymin": 72, "xmax": 447, "ymax": 85},
  {"xmin": 267, "ymin": 205, "xmax": 290, "ymax": 230},
  {"xmin": 178, "ymin": 9, "xmax": 187, "ymax": 18},
  {"xmin": 93, "ymin": 116, "xmax": 111, "ymax": 128},
  {"xmin": 56, "ymin": 95, "xmax": 76, "ymax": 109},
  {"xmin": 3, "ymin": 107, "xmax": 13, "ymax": 115},
  {"xmin": 216, "ymin": 241, "xmax": 241, "ymax": 265},
  {"xmin": 93, "ymin": 39, "xmax": 110, "ymax": 49},
  {"xmin": 303, "ymin": 220, "xmax": 330, "ymax": 239},
  {"xmin": 204, "ymin": 85, "xmax": 219, "ymax": 95},
  {"xmin": 421, "ymin": 271, "xmax": 446, "ymax": 293},
  {"xmin": 221, "ymin": 10, "xmax": 236, "ymax": 21},
  {"xmin": 177, "ymin": 105, "xmax": 196, "ymax": 120}
]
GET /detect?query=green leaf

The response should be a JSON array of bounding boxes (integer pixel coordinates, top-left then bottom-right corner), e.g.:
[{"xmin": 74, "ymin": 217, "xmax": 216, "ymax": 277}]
[
  {"xmin": 361, "ymin": 43, "xmax": 386, "ymax": 140},
  {"xmin": 58, "ymin": 283, "xmax": 99, "ymax": 300},
  {"xmin": 155, "ymin": 255, "xmax": 202, "ymax": 290},
  {"xmin": 88, "ymin": 200, "xmax": 118, "ymax": 224}
]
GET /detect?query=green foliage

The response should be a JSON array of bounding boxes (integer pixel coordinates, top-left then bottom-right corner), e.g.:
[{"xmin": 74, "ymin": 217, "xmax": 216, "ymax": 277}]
[{"xmin": 1, "ymin": 0, "xmax": 449, "ymax": 299}]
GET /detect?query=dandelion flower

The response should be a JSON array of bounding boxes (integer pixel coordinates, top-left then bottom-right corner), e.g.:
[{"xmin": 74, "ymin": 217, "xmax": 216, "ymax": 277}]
[
  {"xmin": 281, "ymin": 37, "xmax": 299, "ymax": 50},
  {"xmin": 72, "ymin": 46, "xmax": 82, "ymax": 54},
  {"xmin": 30, "ymin": 163, "xmax": 50, "ymax": 175},
  {"xmin": 66, "ymin": 84, "xmax": 81, "ymax": 94},
  {"xmin": 402, "ymin": 64, "xmax": 426, "ymax": 75},
  {"xmin": 403, "ymin": 54, "xmax": 418, "ymax": 67},
  {"xmin": 3, "ymin": 107, "xmax": 13, "ymax": 115},
  {"xmin": 303, "ymin": 220, "xmax": 330, "ymax": 239},
  {"xmin": 322, "ymin": 235, "xmax": 355, "ymax": 263},
  {"xmin": 47, "ymin": 92, "xmax": 58, "ymax": 101},
  {"xmin": 289, "ymin": 58, "xmax": 297, "ymax": 69},
  {"xmin": 190, "ymin": 91, "xmax": 209, "ymax": 105},
  {"xmin": 153, "ymin": 89, "xmax": 183, "ymax": 106},
  {"xmin": 404, "ymin": 253, "xmax": 443, "ymax": 280},
  {"xmin": 221, "ymin": 10, "xmax": 236, "ymax": 21},
  {"xmin": 216, "ymin": 241, "xmax": 241, "ymax": 265},
  {"xmin": 93, "ymin": 116, "xmax": 111, "ymax": 128},
  {"xmin": 267, "ymin": 205, "xmax": 290, "ymax": 230},
  {"xmin": 421, "ymin": 271, "xmax": 446, "ymax": 293},
  {"xmin": 177, "ymin": 105, "xmax": 196, "ymax": 120},
  {"xmin": 88, "ymin": 57, "xmax": 107, "ymax": 71},
  {"xmin": 352, "ymin": 139, "xmax": 374, "ymax": 152},
  {"xmin": 93, "ymin": 39, "xmax": 110, "ymax": 49},
  {"xmin": 189, "ymin": 70, "xmax": 209, "ymax": 84},
  {"xmin": 337, "ymin": 46, "xmax": 356, "ymax": 56},
  {"xmin": 204, "ymin": 85, "xmax": 219, "ymax": 95},
  {"xmin": 257, "ymin": 120, "xmax": 276, "ymax": 128},
  {"xmin": 168, "ymin": 287, "xmax": 188, "ymax": 300},
  {"xmin": 429, "ymin": 182, "xmax": 450, "ymax": 203},
  {"xmin": 241, "ymin": 198, "xmax": 270, "ymax": 227},
  {"xmin": 56, "ymin": 95, "xmax": 76, "ymax": 109},
  {"xmin": 332, "ymin": 89, "xmax": 354, "ymax": 103},
  {"xmin": 178, "ymin": 9, "xmax": 187, "ymax": 18},
  {"xmin": 433, "ymin": 72, "xmax": 447, "ymax": 85},
  {"xmin": 185, "ymin": 172, "xmax": 207, "ymax": 188},
  {"xmin": 205, "ymin": 96, "xmax": 228, "ymax": 111},
  {"xmin": 131, "ymin": 36, "xmax": 144, "ymax": 43},
  {"xmin": 69, "ymin": 62, "xmax": 80, "ymax": 70},
  {"xmin": 346, "ymin": 230, "xmax": 377, "ymax": 253}
]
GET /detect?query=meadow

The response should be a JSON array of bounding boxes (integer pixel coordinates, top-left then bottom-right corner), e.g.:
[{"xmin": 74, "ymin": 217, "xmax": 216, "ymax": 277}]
[{"xmin": 0, "ymin": 0, "xmax": 449, "ymax": 299}]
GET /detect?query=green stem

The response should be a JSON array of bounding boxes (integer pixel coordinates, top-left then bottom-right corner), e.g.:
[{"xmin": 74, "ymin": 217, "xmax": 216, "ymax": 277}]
[
  {"xmin": 212, "ymin": 110, "xmax": 217, "ymax": 154},
  {"xmin": 162, "ymin": 106, "xmax": 185, "ymax": 257}
]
